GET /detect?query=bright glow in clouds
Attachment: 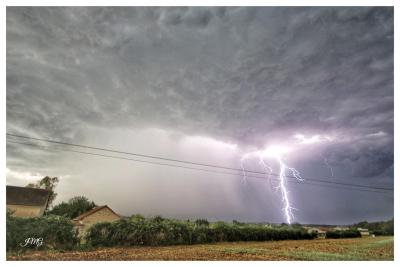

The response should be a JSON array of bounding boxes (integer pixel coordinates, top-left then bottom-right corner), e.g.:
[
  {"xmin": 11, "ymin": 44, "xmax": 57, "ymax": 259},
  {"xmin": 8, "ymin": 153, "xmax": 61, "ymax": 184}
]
[
  {"xmin": 240, "ymin": 133, "xmax": 334, "ymax": 224},
  {"xmin": 6, "ymin": 168, "xmax": 71, "ymax": 184},
  {"xmin": 181, "ymin": 136, "xmax": 238, "ymax": 150},
  {"xmin": 366, "ymin": 131, "xmax": 387, "ymax": 138},
  {"xmin": 262, "ymin": 145, "xmax": 291, "ymax": 158},
  {"xmin": 293, "ymin": 133, "xmax": 336, "ymax": 178},
  {"xmin": 6, "ymin": 168, "xmax": 45, "ymax": 182},
  {"xmin": 294, "ymin": 134, "xmax": 334, "ymax": 144}
]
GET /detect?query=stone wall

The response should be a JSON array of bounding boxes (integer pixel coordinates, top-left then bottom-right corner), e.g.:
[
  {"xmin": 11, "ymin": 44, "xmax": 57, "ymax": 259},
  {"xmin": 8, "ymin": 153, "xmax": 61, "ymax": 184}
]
[
  {"xmin": 76, "ymin": 207, "xmax": 121, "ymax": 239},
  {"xmin": 7, "ymin": 204, "xmax": 43, "ymax": 217}
]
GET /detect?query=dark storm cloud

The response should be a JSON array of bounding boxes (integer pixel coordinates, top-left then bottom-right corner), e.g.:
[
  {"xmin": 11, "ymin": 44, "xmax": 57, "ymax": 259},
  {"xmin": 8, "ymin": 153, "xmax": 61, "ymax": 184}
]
[
  {"xmin": 6, "ymin": 7, "xmax": 393, "ymax": 223},
  {"xmin": 160, "ymin": 7, "xmax": 214, "ymax": 27}
]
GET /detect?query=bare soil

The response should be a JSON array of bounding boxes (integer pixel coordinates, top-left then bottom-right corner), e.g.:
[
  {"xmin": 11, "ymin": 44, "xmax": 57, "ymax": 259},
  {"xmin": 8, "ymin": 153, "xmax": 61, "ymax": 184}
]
[{"xmin": 7, "ymin": 236, "xmax": 394, "ymax": 261}]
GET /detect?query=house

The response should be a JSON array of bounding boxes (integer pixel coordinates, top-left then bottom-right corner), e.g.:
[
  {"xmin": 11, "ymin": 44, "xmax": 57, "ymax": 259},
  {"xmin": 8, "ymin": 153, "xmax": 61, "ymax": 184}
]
[
  {"xmin": 304, "ymin": 227, "xmax": 327, "ymax": 239},
  {"xmin": 72, "ymin": 205, "xmax": 121, "ymax": 238},
  {"xmin": 357, "ymin": 228, "xmax": 370, "ymax": 237},
  {"xmin": 6, "ymin": 185, "xmax": 51, "ymax": 218},
  {"xmin": 333, "ymin": 226, "xmax": 350, "ymax": 231}
]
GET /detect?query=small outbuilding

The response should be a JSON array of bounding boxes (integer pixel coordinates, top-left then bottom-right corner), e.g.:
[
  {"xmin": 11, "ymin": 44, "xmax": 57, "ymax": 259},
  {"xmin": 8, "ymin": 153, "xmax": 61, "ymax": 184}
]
[
  {"xmin": 357, "ymin": 228, "xmax": 370, "ymax": 237},
  {"xmin": 6, "ymin": 185, "xmax": 51, "ymax": 218},
  {"xmin": 72, "ymin": 205, "xmax": 121, "ymax": 239},
  {"xmin": 333, "ymin": 226, "xmax": 350, "ymax": 231},
  {"xmin": 305, "ymin": 227, "xmax": 327, "ymax": 239}
]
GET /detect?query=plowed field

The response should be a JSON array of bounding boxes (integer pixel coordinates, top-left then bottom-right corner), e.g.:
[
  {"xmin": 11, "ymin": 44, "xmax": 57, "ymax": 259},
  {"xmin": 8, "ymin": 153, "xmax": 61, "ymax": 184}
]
[{"xmin": 7, "ymin": 236, "xmax": 393, "ymax": 261}]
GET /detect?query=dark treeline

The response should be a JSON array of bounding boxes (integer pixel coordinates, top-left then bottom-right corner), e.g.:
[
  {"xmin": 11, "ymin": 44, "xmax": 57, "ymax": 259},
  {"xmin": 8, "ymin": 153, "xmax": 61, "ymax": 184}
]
[
  {"xmin": 86, "ymin": 215, "xmax": 316, "ymax": 247},
  {"xmin": 326, "ymin": 230, "xmax": 361, "ymax": 239},
  {"xmin": 352, "ymin": 218, "xmax": 394, "ymax": 236}
]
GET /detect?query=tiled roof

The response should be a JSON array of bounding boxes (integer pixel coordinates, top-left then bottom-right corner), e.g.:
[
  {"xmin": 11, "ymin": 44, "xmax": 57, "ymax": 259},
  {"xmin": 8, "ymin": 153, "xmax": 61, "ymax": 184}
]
[
  {"xmin": 6, "ymin": 185, "xmax": 51, "ymax": 207},
  {"xmin": 72, "ymin": 205, "xmax": 120, "ymax": 221}
]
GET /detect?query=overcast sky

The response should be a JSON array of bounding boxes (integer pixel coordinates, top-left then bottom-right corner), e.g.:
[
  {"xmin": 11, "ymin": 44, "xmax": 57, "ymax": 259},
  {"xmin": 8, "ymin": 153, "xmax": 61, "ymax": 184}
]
[{"xmin": 6, "ymin": 7, "xmax": 393, "ymax": 224}]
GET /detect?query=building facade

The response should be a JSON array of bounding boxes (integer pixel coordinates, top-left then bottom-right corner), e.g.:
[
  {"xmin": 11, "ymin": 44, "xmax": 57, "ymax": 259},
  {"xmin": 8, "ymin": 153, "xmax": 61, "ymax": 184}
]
[
  {"xmin": 6, "ymin": 185, "xmax": 51, "ymax": 218},
  {"xmin": 72, "ymin": 205, "xmax": 121, "ymax": 239},
  {"xmin": 357, "ymin": 228, "xmax": 370, "ymax": 237}
]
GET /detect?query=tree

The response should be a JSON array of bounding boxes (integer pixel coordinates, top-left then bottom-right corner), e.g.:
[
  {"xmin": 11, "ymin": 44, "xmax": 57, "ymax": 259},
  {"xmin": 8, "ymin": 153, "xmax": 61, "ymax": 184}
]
[
  {"xmin": 232, "ymin": 220, "xmax": 246, "ymax": 226},
  {"xmin": 152, "ymin": 215, "xmax": 165, "ymax": 223},
  {"xmin": 355, "ymin": 221, "xmax": 369, "ymax": 228},
  {"xmin": 130, "ymin": 214, "xmax": 145, "ymax": 222},
  {"xmin": 48, "ymin": 196, "xmax": 96, "ymax": 219},
  {"xmin": 195, "ymin": 219, "xmax": 209, "ymax": 227},
  {"xmin": 26, "ymin": 176, "xmax": 59, "ymax": 211}
]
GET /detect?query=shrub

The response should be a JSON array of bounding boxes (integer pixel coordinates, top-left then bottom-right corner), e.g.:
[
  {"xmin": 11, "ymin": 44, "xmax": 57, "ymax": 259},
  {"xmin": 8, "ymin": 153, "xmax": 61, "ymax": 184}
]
[
  {"xmin": 86, "ymin": 215, "xmax": 316, "ymax": 246},
  {"xmin": 371, "ymin": 230, "xmax": 392, "ymax": 236},
  {"xmin": 194, "ymin": 218, "xmax": 210, "ymax": 227},
  {"xmin": 85, "ymin": 222, "xmax": 114, "ymax": 246},
  {"xmin": 353, "ymin": 218, "xmax": 394, "ymax": 236},
  {"xmin": 326, "ymin": 230, "xmax": 361, "ymax": 239},
  {"xmin": 84, "ymin": 216, "xmax": 316, "ymax": 247},
  {"xmin": 6, "ymin": 211, "xmax": 78, "ymax": 251}
]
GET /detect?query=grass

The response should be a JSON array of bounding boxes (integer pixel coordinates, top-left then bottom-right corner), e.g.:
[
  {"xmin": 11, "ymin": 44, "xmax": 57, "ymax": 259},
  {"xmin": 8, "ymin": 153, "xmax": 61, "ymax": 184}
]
[
  {"xmin": 216, "ymin": 248, "xmax": 267, "ymax": 255},
  {"xmin": 283, "ymin": 236, "xmax": 394, "ymax": 260},
  {"xmin": 282, "ymin": 251, "xmax": 362, "ymax": 261},
  {"xmin": 360, "ymin": 236, "xmax": 394, "ymax": 248},
  {"xmin": 7, "ymin": 236, "xmax": 394, "ymax": 261}
]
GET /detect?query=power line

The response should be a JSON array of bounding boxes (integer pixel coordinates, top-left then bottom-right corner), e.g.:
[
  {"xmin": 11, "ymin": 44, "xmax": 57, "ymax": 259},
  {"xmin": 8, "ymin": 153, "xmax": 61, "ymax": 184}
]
[
  {"xmin": 6, "ymin": 139, "xmax": 393, "ymax": 195},
  {"xmin": 6, "ymin": 139, "xmax": 391, "ymax": 195},
  {"xmin": 6, "ymin": 133, "xmax": 394, "ymax": 191}
]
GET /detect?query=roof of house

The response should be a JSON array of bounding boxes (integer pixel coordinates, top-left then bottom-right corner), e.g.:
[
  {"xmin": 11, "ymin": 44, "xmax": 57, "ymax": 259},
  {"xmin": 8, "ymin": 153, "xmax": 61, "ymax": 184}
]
[
  {"xmin": 307, "ymin": 227, "xmax": 327, "ymax": 233},
  {"xmin": 72, "ymin": 205, "xmax": 121, "ymax": 221},
  {"xmin": 6, "ymin": 185, "xmax": 51, "ymax": 206}
]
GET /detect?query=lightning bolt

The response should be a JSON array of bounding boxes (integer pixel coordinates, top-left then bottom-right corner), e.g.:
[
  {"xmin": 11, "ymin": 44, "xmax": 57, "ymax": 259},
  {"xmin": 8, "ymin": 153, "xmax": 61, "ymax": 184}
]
[
  {"xmin": 240, "ymin": 156, "xmax": 248, "ymax": 185},
  {"xmin": 241, "ymin": 152, "xmax": 274, "ymax": 186},
  {"xmin": 239, "ymin": 134, "xmax": 331, "ymax": 224},
  {"xmin": 320, "ymin": 153, "xmax": 334, "ymax": 179},
  {"xmin": 240, "ymin": 146, "xmax": 303, "ymax": 224},
  {"xmin": 258, "ymin": 156, "xmax": 278, "ymax": 190},
  {"xmin": 275, "ymin": 156, "xmax": 303, "ymax": 224}
]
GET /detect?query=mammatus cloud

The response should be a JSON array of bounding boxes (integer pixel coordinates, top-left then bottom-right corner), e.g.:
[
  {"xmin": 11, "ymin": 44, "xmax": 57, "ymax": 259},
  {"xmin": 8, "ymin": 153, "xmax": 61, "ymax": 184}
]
[{"xmin": 6, "ymin": 7, "xmax": 393, "ymax": 224}]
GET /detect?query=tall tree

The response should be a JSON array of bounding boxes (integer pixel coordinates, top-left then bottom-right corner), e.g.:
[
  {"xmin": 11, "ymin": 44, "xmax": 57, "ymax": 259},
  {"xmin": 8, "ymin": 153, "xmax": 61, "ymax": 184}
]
[
  {"xmin": 26, "ymin": 176, "xmax": 59, "ymax": 211},
  {"xmin": 48, "ymin": 196, "xmax": 96, "ymax": 219}
]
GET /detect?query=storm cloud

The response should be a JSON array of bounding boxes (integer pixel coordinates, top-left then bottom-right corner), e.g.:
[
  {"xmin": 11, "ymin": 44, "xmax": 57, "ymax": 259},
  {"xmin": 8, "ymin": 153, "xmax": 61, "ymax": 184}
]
[{"xmin": 6, "ymin": 7, "xmax": 393, "ymax": 224}]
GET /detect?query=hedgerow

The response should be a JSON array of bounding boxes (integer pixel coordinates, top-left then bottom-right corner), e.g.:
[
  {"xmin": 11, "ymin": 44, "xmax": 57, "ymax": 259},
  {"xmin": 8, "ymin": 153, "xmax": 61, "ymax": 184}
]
[
  {"xmin": 85, "ymin": 216, "xmax": 316, "ymax": 247},
  {"xmin": 326, "ymin": 230, "xmax": 361, "ymax": 239},
  {"xmin": 6, "ymin": 210, "xmax": 79, "ymax": 251}
]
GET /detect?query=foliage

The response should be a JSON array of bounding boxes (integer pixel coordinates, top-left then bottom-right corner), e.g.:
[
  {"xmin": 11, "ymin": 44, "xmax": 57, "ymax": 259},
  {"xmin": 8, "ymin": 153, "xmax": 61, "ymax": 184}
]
[
  {"xmin": 26, "ymin": 176, "xmax": 59, "ymax": 211},
  {"xmin": 86, "ymin": 215, "xmax": 316, "ymax": 247},
  {"xmin": 353, "ymin": 218, "xmax": 394, "ymax": 236},
  {"xmin": 6, "ymin": 210, "xmax": 78, "ymax": 251},
  {"xmin": 48, "ymin": 196, "xmax": 96, "ymax": 219},
  {"xmin": 130, "ymin": 214, "xmax": 145, "ymax": 222},
  {"xmin": 326, "ymin": 230, "xmax": 361, "ymax": 239},
  {"xmin": 195, "ymin": 218, "xmax": 210, "ymax": 226},
  {"xmin": 232, "ymin": 220, "xmax": 248, "ymax": 226}
]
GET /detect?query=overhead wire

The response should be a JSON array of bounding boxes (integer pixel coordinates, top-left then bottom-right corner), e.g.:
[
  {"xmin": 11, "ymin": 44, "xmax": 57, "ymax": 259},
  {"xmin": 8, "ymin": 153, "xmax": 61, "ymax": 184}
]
[
  {"xmin": 6, "ymin": 138, "xmax": 393, "ymax": 195},
  {"xmin": 6, "ymin": 133, "xmax": 394, "ymax": 191}
]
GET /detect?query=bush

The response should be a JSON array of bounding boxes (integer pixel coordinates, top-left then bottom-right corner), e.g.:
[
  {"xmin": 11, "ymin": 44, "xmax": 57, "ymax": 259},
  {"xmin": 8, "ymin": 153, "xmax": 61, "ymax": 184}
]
[
  {"xmin": 6, "ymin": 211, "xmax": 78, "ymax": 251},
  {"xmin": 326, "ymin": 230, "xmax": 361, "ymax": 239},
  {"xmin": 353, "ymin": 218, "xmax": 394, "ymax": 236},
  {"xmin": 194, "ymin": 218, "xmax": 209, "ymax": 227},
  {"xmin": 371, "ymin": 230, "xmax": 392, "ymax": 236},
  {"xmin": 85, "ymin": 216, "xmax": 316, "ymax": 247}
]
